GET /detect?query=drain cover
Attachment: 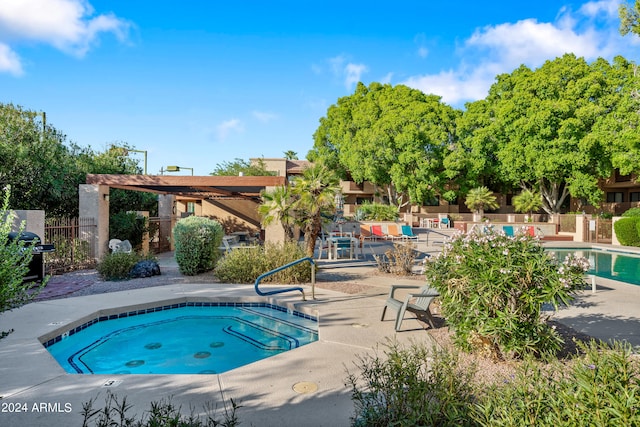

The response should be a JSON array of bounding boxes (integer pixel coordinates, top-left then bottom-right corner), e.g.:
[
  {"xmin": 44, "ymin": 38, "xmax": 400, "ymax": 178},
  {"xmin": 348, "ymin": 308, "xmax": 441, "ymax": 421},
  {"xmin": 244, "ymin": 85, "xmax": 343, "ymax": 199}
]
[
  {"xmin": 292, "ymin": 382, "xmax": 318, "ymax": 394},
  {"xmin": 351, "ymin": 323, "xmax": 369, "ymax": 328},
  {"xmin": 102, "ymin": 379, "xmax": 123, "ymax": 388}
]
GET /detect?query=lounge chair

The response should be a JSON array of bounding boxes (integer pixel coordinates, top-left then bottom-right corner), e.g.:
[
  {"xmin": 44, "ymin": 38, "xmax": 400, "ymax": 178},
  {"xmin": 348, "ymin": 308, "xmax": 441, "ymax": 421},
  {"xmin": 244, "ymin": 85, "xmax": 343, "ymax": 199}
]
[
  {"xmin": 370, "ymin": 225, "xmax": 387, "ymax": 241},
  {"xmin": 385, "ymin": 224, "xmax": 403, "ymax": 240},
  {"xmin": 502, "ymin": 225, "xmax": 514, "ymax": 237},
  {"xmin": 381, "ymin": 284, "xmax": 440, "ymax": 331},
  {"xmin": 401, "ymin": 225, "xmax": 419, "ymax": 241}
]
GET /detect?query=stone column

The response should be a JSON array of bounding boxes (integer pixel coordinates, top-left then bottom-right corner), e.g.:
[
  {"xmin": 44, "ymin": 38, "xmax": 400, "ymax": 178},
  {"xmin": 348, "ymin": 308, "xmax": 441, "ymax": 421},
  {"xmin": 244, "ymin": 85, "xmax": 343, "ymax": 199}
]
[{"xmin": 79, "ymin": 184, "xmax": 109, "ymax": 260}]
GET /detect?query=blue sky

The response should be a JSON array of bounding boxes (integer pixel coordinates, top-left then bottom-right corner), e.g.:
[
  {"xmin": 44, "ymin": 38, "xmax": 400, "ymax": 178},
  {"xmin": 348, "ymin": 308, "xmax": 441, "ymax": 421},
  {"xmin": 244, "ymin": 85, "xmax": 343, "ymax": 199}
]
[{"xmin": 1, "ymin": 0, "xmax": 638, "ymax": 176}]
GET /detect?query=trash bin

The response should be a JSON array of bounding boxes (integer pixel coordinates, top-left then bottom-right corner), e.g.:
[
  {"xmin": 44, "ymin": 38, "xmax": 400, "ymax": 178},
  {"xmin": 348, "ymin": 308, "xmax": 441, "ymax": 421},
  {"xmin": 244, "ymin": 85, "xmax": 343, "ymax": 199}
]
[{"xmin": 7, "ymin": 231, "xmax": 55, "ymax": 282}]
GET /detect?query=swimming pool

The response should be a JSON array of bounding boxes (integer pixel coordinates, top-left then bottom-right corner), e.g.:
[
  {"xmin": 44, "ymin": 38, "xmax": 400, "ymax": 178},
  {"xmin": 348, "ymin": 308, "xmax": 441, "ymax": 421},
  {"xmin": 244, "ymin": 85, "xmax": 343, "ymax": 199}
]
[
  {"xmin": 42, "ymin": 301, "xmax": 318, "ymax": 374},
  {"xmin": 546, "ymin": 247, "xmax": 640, "ymax": 286}
]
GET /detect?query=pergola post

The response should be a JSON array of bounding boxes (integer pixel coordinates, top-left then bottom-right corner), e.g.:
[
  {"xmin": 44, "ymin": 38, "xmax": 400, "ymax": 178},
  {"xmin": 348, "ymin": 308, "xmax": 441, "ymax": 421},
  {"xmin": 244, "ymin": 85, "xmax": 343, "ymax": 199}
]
[{"xmin": 79, "ymin": 184, "xmax": 109, "ymax": 260}]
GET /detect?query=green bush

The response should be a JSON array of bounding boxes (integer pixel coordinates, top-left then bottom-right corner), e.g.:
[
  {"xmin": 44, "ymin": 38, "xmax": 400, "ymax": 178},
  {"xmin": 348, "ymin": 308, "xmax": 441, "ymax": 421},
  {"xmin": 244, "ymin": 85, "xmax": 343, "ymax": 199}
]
[
  {"xmin": 214, "ymin": 242, "xmax": 311, "ymax": 284},
  {"xmin": 354, "ymin": 202, "xmax": 398, "ymax": 221},
  {"xmin": 475, "ymin": 341, "xmax": 640, "ymax": 426},
  {"xmin": 173, "ymin": 216, "xmax": 223, "ymax": 275},
  {"xmin": 96, "ymin": 252, "xmax": 143, "ymax": 280},
  {"xmin": 347, "ymin": 340, "xmax": 640, "ymax": 427},
  {"xmin": 425, "ymin": 228, "xmax": 589, "ymax": 358},
  {"xmin": 347, "ymin": 341, "xmax": 476, "ymax": 427},
  {"xmin": 614, "ymin": 217, "xmax": 640, "ymax": 246},
  {"xmin": 109, "ymin": 211, "xmax": 148, "ymax": 249},
  {"xmin": 0, "ymin": 188, "xmax": 46, "ymax": 318},
  {"xmin": 622, "ymin": 207, "xmax": 640, "ymax": 217},
  {"xmin": 81, "ymin": 391, "xmax": 240, "ymax": 427}
]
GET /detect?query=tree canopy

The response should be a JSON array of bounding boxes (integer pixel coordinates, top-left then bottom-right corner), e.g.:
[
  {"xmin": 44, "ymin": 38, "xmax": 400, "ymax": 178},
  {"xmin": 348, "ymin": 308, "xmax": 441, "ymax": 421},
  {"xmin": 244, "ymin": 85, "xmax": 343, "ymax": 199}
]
[
  {"xmin": 0, "ymin": 103, "xmax": 155, "ymax": 217},
  {"xmin": 447, "ymin": 54, "xmax": 640, "ymax": 214},
  {"xmin": 209, "ymin": 158, "xmax": 276, "ymax": 176},
  {"xmin": 309, "ymin": 82, "xmax": 459, "ymax": 207}
]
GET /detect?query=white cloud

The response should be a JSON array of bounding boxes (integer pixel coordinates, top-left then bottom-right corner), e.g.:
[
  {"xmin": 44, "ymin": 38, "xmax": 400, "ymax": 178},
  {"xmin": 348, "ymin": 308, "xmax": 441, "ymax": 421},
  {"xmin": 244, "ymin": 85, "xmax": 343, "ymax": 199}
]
[
  {"xmin": 216, "ymin": 119, "xmax": 244, "ymax": 141},
  {"xmin": 328, "ymin": 54, "xmax": 368, "ymax": 89},
  {"xmin": 344, "ymin": 63, "xmax": 368, "ymax": 89},
  {"xmin": 0, "ymin": 0, "xmax": 130, "ymax": 73},
  {"xmin": 252, "ymin": 111, "xmax": 278, "ymax": 123},
  {"xmin": 0, "ymin": 43, "xmax": 22, "ymax": 75},
  {"xmin": 402, "ymin": 0, "xmax": 630, "ymax": 106}
]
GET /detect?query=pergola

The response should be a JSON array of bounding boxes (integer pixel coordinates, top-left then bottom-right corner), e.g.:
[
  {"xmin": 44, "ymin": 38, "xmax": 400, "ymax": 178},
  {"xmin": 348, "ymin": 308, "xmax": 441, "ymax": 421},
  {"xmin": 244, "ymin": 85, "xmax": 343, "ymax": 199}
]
[
  {"xmin": 81, "ymin": 174, "xmax": 288, "ymax": 259},
  {"xmin": 85, "ymin": 174, "xmax": 287, "ymax": 200}
]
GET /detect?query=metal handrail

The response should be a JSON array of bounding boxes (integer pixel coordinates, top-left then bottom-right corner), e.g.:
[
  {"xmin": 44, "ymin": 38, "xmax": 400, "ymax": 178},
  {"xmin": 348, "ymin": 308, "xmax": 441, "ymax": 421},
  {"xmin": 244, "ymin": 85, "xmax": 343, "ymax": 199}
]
[{"xmin": 254, "ymin": 256, "xmax": 316, "ymax": 300}]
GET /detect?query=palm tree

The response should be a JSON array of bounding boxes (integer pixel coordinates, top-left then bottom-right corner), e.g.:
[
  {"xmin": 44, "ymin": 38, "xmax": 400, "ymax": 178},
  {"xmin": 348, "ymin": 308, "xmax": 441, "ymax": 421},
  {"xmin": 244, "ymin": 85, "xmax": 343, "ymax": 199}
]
[
  {"xmin": 283, "ymin": 150, "xmax": 298, "ymax": 160},
  {"xmin": 290, "ymin": 163, "xmax": 340, "ymax": 257},
  {"xmin": 465, "ymin": 186, "xmax": 499, "ymax": 219},
  {"xmin": 258, "ymin": 186, "xmax": 295, "ymax": 241},
  {"xmin": 512, "ymin": 189, "xmax": 543, "ymax": 219}
]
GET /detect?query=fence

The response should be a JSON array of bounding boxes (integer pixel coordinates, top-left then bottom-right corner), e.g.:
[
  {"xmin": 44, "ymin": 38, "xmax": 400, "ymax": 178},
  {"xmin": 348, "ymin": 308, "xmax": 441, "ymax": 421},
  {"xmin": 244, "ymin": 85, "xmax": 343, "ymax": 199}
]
[
  {"xmin": 148, "ymin": 216, "xmax": 174, "ymax": 253},
  {"xmin": 44, "ymin": 217, "xmax": 96, "ymax": 273}
]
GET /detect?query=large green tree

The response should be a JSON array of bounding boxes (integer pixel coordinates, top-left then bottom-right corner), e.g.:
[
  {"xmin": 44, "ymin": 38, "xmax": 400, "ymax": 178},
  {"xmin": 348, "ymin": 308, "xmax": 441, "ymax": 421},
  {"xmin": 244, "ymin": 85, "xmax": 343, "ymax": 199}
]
[
  {"xmin": 309, "ymin": 82, "xmax": 459, "ymax": 208},
  {"xmin": 0, "ymin": 104, "xmax": 80, "ymax": 216},
  {"xmin": 620, "ymin": 0, "xmax": 640, "ymax": 36},
  {"xmin": 451, "ymin": 54, "xmax": 638, "ymax": 214},
  {"xmin": 0, "ymin": 104, "xmax": 155, "ymax": 217}
]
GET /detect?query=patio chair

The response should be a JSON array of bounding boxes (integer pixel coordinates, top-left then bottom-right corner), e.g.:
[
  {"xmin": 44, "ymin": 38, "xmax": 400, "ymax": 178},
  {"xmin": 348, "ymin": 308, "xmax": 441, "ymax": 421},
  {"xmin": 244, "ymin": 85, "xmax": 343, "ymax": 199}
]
[
  {"xmin": 502, "ymin": 225, "xmax": 514, "ymax": 237},
  {"xmin": 439, "ymin": 217, "xmax": 450, "ymax": 228},
  {"xmin": 332, "ymin": 237, "xmax": 354, "ymax": 259},
  {"xmin": 400, "ymin": 225, "xmax": 419, "ymax": 241},
  {"xmin": 385, "ymin": 224, "xmax": 403, "ymax": 240},
  {"xmin": 370, "ymin": 225, "xmax": 387, "ymax": 240},
  {"xmin": 381, "ymin": 284, "xmax": 440, "ymax": 331}
]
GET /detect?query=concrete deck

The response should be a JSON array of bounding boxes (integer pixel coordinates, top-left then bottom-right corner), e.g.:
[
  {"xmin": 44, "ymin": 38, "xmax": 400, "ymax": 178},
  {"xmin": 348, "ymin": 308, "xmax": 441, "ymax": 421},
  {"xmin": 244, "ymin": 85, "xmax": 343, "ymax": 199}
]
[{"xmin": 1, "ymin": 235, "xmax": 639, "ymax": 426}]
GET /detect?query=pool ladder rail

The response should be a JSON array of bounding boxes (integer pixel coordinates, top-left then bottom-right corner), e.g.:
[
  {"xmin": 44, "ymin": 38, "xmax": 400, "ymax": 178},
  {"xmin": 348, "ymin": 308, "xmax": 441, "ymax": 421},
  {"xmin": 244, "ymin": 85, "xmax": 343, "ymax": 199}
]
[{"xmin": 254, "ymin": 256, "xmax": 316, "ymax": 300}]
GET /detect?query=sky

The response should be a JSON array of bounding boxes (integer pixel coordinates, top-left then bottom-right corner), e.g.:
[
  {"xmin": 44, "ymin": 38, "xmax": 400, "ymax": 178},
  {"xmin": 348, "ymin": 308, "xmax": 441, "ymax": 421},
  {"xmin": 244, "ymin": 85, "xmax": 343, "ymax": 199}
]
[{"xmin": 1, "ymin": 0, "xmax": 639, "ymax": 176}]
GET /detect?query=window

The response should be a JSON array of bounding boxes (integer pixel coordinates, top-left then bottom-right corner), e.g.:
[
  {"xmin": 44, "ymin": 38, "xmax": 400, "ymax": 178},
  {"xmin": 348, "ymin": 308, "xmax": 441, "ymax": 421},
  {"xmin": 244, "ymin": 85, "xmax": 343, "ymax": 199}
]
[
  {"xmin": 606, "ymin": 192, "xmax": 624, "ymax": 203},
  {"xmin": 356, "ymin": 197, "xmax": 372, "ymax": 205},
  {"xmin": 631, "ymin": 192, "xmax": 640, "ymax": 202},
  {"xmin": 187, "ymin": 202, "xmax": 196, "ymax": 213},
  {"xmin": 423, "ymin": 196, "xmax": 440, "ymax": 207}
]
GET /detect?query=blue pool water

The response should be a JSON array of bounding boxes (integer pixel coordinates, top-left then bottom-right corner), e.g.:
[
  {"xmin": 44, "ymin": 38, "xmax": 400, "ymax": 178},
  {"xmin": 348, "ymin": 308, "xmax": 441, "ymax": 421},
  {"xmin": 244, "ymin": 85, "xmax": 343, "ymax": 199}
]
[
  {"xmin": 44, "ymin": 303, "xmax": 318, "ymax": 374},
  {"xmin": 546, "ymin": 247, "xmax": 640, "ymax": 286}
]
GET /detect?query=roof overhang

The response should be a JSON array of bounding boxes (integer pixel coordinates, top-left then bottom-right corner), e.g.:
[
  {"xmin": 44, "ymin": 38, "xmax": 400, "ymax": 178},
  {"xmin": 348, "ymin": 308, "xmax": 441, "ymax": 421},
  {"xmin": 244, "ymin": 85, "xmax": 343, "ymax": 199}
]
[{"xmin": 86, "ymin": 174, "xmax": 288, "ymax": 201}]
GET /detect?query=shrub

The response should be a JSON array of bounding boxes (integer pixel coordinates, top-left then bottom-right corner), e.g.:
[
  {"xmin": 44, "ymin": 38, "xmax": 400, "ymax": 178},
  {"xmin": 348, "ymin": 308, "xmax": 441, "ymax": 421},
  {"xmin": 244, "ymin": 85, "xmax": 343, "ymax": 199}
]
[
  {"xmin": 347, "ymin": 340, "xmax": 640, "ymax": 427},
  {"xmin": 346, "ymin": 340, "xmax": 477, "ymax": 427},
  {"xmin": 424, "ymin": 228, "xmax": 589, "ymax": 359},
  {"xmin": 81, "ymin": 391, "xmax": 241, "ymax": 427},
  {"xmin": 109, "ymin": 211, "xmax": 148, "ymax": 249},
  {"xmin": 373, "ymin": 242, "xmax": 418, "ymax": 275},
  {"xmin": 475, "ymin": 341, "xmax": 640, "ymax": 426},
  {"xmin": 354, "ymin": 202, "xmax": 398, "ymax": 221},
  {"xmin": 614, "ymin": 217, "xmax": 640, "ymax": 246},
  {"xmin": 0, "ymin": 187, "xmax": 46, "ymax": 318},
  {"xmin": 96, "ymin": 252, "xmax": 142, "ymax": 280},
  {"xmin": 622, "ymin": 207, "xmax": 640, "ymax": 217},
  {"xmin": 173, "ymin": 216, "xmax": 223, "ymax": 275},
  {"xmin": 214, "ymin": 242, "xmax": 312, "ymax": 284}
]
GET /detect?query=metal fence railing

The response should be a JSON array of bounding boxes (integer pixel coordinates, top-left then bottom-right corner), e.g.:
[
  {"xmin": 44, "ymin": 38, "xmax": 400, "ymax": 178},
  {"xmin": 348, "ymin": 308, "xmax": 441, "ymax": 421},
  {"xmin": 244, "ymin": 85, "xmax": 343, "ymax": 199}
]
[{"xmin": 44, "ymin": 217, "xmax": 96, "ymax": 273}]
